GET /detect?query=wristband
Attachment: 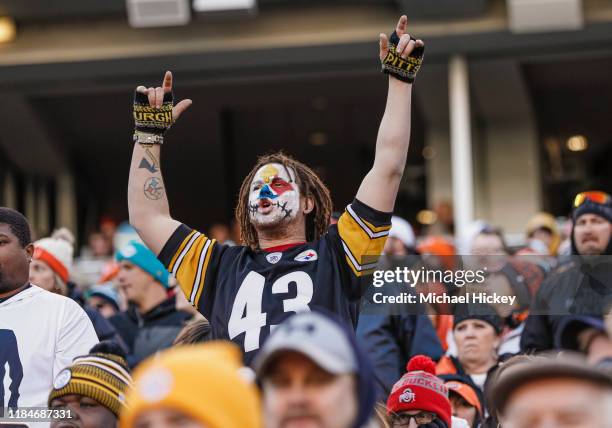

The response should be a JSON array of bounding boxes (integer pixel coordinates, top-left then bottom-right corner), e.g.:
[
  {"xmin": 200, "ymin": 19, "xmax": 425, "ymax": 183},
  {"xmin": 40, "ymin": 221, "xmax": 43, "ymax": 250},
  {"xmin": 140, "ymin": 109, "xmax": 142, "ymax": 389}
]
[{"xmin": 133, "ymin": 132, "xmax": 164, "ymax": 145}]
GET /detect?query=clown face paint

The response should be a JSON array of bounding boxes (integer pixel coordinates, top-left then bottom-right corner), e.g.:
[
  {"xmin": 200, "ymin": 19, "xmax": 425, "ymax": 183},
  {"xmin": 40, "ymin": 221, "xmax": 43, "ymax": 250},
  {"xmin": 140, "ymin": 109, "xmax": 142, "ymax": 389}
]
[{"xmin": 248, "ymin": 163, "xmax": 300, "ymax": 227}]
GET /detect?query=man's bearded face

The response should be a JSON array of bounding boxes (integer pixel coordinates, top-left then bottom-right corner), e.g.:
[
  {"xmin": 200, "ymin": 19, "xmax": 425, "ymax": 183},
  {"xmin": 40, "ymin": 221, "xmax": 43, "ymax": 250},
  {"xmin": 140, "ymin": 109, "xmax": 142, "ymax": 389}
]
[{"xmin": 248, "ymin": 163, "xmax": 300, "ymax": 228}]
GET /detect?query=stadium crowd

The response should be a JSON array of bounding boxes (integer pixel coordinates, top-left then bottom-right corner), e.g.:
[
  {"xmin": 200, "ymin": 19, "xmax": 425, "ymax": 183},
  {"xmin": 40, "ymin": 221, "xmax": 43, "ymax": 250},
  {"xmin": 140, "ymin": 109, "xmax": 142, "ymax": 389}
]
[{"xmin": 1, "ymin": 14, "xmax": 612, "ymax": 428}]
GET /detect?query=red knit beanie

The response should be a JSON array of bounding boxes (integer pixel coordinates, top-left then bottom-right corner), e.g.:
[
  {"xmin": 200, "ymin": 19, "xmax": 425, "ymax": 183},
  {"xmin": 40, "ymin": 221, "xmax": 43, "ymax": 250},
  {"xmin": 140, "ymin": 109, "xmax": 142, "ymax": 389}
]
[{"xmin": 387, "ymin": 355, "xmax": 452, "ymax": 427}]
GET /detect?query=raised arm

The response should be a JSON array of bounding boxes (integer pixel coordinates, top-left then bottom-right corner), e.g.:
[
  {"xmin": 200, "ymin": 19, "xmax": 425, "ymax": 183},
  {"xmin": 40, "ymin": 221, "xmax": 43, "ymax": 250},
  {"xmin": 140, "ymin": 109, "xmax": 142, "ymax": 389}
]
[
  {"xmin": 128, "ymin": 71, "xmax": 192, "ymax": 255},
  {"xmin": 356, "ymin": 16, "xmax": 424, "ymax": 213}
]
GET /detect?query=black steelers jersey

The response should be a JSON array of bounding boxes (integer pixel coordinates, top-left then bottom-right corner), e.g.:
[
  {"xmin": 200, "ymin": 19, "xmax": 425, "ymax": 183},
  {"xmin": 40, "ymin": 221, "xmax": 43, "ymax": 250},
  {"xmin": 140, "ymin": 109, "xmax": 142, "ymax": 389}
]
[{"xmin": 158, "ymin": 198, "xmax": 391, "ymax": 364}]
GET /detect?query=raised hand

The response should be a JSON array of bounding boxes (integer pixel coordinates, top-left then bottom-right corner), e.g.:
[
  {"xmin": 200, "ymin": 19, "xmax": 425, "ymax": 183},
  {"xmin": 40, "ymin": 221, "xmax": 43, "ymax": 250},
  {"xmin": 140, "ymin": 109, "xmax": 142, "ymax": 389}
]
[
  {"xmin": 133, "ymin": 71, "xmax": 192, "ymax": 136},
  {"xmin": 380, "ymin": 16, "xmax": 425, "ymax": 84},
  {"xmin": 379, "ymin": 15, "xmax": 424, "ymax": 61}
]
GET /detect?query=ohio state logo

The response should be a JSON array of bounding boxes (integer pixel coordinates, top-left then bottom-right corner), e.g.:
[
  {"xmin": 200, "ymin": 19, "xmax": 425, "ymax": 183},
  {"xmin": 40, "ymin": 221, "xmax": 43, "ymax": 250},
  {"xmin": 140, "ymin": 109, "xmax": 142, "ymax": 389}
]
[{"xmin": 399, "ymin": 388, "xmax": 416, "ymax": 403}]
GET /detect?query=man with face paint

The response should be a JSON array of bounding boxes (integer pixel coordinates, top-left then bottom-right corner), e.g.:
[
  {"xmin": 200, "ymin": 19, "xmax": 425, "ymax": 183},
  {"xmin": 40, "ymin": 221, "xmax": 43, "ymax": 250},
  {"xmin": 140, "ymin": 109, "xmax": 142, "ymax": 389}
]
[{"xmin": 127, "ymin": 16, "xmax": 424, "ymax": 364}]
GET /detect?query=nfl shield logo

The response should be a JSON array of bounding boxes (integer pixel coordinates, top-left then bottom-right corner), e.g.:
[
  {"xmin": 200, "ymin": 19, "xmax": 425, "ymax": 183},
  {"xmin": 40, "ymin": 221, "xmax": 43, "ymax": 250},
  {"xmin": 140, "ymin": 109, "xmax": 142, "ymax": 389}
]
[
  {"xmin": 294, "ymin": 250, "xmax": 318, "ymax": 262},
  {"xmin": 266, "ymin": 252, "xmax": 282, "ymax": 264}
]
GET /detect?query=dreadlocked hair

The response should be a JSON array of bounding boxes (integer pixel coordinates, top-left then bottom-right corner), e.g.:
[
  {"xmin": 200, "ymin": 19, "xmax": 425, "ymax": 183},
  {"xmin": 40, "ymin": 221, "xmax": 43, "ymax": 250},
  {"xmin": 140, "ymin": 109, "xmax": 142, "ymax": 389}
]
[{"xmin": 235, "ymin": 152, "xmax": 333, "ymax": 251}]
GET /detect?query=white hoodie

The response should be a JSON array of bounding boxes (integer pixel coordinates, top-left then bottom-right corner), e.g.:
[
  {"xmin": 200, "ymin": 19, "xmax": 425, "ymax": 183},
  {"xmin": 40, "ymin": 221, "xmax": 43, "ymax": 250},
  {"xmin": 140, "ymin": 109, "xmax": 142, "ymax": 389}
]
[{"xmin": 1, "ymin": 285, "xmax": 98, "ymax": 412}]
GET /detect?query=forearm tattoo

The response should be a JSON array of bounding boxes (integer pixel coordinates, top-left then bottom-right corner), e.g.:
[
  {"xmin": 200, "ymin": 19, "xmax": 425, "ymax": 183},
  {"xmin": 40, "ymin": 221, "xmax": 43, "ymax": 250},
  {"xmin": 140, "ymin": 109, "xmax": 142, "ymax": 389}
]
[
  {"xmin": 138, "ymin": 147, "xmax": 160, "ymax": 173},
  {"xmin": 143, "ymin": 176, "xmax": 165, "ymax": 200}
]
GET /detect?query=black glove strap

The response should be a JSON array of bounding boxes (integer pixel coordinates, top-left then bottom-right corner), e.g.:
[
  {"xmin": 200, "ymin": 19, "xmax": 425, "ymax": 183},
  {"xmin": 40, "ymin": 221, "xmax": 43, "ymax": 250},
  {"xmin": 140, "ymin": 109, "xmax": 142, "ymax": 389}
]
[{"xmin": 381, "ymin": 30, "xmax": 425, "ymax": 83}]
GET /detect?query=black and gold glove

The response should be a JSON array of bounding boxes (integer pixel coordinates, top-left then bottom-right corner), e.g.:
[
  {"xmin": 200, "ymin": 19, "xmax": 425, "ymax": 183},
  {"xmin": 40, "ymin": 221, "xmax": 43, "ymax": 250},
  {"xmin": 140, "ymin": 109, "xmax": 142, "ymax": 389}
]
[
  {"xmin": 133, "ymin": 90, "xmax": 174, "ymax": 136},
  {"xmin": 381, "ymin": 31, "xmax": 425, "ymax": 83}
]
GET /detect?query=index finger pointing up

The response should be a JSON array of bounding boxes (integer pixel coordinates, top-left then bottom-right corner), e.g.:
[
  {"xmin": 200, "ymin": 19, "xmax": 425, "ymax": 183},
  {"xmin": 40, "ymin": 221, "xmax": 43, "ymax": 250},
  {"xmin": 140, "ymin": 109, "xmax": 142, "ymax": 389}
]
[
  {"xmin": 162, "ymin": 71, "xmax": 173, "ymax": 93},
  {"xmin": 395, "ymin": 15, "xmax": 408, "ymax": 37}
]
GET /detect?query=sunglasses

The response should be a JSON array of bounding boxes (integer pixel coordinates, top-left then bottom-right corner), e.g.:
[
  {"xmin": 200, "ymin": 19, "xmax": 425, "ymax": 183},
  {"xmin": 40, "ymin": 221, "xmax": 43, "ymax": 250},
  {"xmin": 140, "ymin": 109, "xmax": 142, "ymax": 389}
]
[
  {"xmin": 573, "ymin": 191, "xmax": 611, "ymax": 208},
  {"xmin": 391, "ymin": 411, "xmax": 437, "ymax": 427}
]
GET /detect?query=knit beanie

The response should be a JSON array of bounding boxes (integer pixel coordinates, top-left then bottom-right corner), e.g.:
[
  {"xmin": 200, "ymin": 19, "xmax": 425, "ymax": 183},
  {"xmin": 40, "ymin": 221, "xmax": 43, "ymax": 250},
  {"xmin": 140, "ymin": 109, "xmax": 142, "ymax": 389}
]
[
  {"xmin": 573, "ymin": 197, "xmax": 612, "ymax": 224},
  {"xmin": 49, "ymin": 342, "xmax": 132, "ymax": 418},
  {"xmin": 120, "ymin": 342, "xmax": 262, "ymax": 428},
  {"xmin": 571, "ymin": 196, "xmax": 612, "ymax": 255},
  {"xmin": 387, "ymin": 355, "xmax": 452, "ymax": 428},
  {"xmin": 453, "ymin": 304, "xmax": 503, "ymax": 335},
  {"xmin": 116, "ymin": 241, "xmax": 170, "ymax": 288},
  {"xmin": 390, "ymin": 216, "xmax": 416, "ymax": 250},
  {"xmin": 86, "ymin": 283, "xmax": 121, "ymax": 312},
  {"xmin": 33, "ymin": 228, "xmax": 74, "ymax": 283}
]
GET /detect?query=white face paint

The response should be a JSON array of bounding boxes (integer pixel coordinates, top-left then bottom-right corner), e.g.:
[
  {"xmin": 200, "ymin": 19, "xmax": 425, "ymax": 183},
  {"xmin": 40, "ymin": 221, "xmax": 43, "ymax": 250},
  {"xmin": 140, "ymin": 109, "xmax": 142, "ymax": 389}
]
[{"xmin": 248, "ymin": 163, "xmax": 300, "ymax": 228}]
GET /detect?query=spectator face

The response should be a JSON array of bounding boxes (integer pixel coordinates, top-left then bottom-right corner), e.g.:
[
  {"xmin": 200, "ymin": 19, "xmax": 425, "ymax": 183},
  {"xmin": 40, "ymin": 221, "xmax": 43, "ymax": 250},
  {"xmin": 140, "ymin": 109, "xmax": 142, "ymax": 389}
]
[
  {"xmin": 471, "ymin": 233, "xmax": 506, "ymax": 255},
  {"xmin": 574, "ymin": 213, "xmax": 612, "ymax": 255},
  {"xmin": 209, "ymin": 224, "xmax": 230, "ymax": 244},
  {"xmin": 248, "ymin": 163, "xmax": 301, "ymax": 229},
  {"xmin": 384, "ymin": 237, "xmax": 407, "ymax": 256},
  {"xmin": 454, "ymin": 320, "xmax": 500, "ymax": 369},
  {"xmin": 0, "ymin": 224, "xmax": 32, "ymax": 294},
  {"xmin": 471, "ymin": 233, "xmax": 507, "ymax": 272},
  {"xmin": 89, "ymin": 233, "xmax": 112, "ymax": 258},
  {"xmin": 87, "ymin": 295, "xmax": 118, "ymax": 318},
  {"xmin": 116, "ymin": 260, "xmax": 155, "ymax": 306},
  {"xmin": 262, "ymin": 351, "xmax": 357, "ymax": 428},
  {"xmin": 449, "ymin": 393, "xmax": 476, "ymax": 427},
  {"xmin": 29, "ymin": 259, "xmax": 56, "ymax": 292},
  {"xmin": 133, "ymin": 408, "xmax": 205, "ymax": 428},
  {"xmin": 502, "ymin": 378, "xmax": 612, "ymax": 428},
  {"xmin": 531, "ymin": 228, "xmax": 553, "ymax": 248},
  {"xmin": 50, "ymin": 394, "xmax": 117, "ymax": 428}
]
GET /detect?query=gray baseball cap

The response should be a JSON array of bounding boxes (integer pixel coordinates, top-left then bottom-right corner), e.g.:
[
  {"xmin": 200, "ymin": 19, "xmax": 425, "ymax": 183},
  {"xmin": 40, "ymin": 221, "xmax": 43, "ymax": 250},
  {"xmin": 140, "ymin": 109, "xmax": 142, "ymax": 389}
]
[
  {"xmin": 491, "ymin": 352, "xmax": 612, "ymax": 415},
  {"xmin": 253, "ymin": 311, "xmax": 357, "ymax": 378}
]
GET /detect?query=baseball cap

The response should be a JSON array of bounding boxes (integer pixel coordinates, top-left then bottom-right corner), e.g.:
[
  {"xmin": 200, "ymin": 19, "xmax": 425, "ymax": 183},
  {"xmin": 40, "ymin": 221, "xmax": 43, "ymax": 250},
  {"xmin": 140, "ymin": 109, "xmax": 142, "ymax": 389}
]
[
  {"xmin": 556, "ymin": 315, "xmax": 606, "ymax": 350},
  {"xmin": 254, "ymin": 311, "xmax": 357, "ymax": 378},
  {"xmin": 440, "ymin": 374, "xmax": 483, "ymax": 417},
  {"xmin": 491, "ymin": 352, "xmax": 612, "ymax": 416}
]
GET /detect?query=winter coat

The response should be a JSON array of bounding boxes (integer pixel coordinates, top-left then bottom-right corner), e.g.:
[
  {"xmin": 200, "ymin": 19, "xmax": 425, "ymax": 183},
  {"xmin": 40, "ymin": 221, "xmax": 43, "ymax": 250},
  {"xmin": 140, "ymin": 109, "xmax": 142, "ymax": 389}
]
[
  {"xmin": 521, "ymin": 259, "xmax": 612, "ymax": 353},
  {"xmin": 357, "ymin": 286, "xmax": 443, "ymax": 401},
  {"xmin": 109, "ymin": 295, "xmax": 192, "ymax": 367}
]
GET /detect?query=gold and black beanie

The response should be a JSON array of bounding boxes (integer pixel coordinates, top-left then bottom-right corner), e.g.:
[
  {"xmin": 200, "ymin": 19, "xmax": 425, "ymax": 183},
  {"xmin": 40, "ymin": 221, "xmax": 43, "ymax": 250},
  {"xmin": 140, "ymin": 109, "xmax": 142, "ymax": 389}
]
[{"xmin": 49, "ymin": 345, "xmax": 132, "ymax": 417}]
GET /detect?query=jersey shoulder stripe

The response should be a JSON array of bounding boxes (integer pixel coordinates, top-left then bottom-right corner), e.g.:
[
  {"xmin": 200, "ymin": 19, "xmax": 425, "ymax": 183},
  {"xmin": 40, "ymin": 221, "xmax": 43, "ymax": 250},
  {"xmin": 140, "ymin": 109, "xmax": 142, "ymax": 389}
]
[
  {"xmin": 190, "ymin": 238, "xmax": 214, "ymax": 305},
  {"xmin": 340, "ymin": 238, "xmax": 379, "ymax": 275},
  {"xmin": 159, "ymin": 224, "xmax": 217, "ymax": 309},
  {"xmin": 337, "ymin": 199, "xmax": 392, "ymax": 277},
  {"xmin": 169, "ymin": 230, "xmax": 201, "ymax": 275},
  {"xmin": 346, "ymin": 204, "xmax": 391, "ymax": 238}
]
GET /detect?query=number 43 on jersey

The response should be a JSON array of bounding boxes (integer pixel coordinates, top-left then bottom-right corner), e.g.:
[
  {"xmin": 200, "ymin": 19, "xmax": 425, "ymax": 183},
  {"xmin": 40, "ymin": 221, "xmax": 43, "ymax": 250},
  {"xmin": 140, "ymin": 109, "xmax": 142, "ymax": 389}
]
[{"xmin": 228, "ymin": 271, "xmax": 313, "ymax": 352}]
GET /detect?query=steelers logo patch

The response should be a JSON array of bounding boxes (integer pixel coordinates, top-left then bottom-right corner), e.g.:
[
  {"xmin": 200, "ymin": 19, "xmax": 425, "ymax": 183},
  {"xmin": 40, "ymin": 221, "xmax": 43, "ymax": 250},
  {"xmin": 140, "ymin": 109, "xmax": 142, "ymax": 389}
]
[
  {"xmin": 54, "ymin": 369, "xmax": 72, "ymax": 390},
  {"xmin": 138, "ymin": 367, "xmax": 174, "ymax": 403}
]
